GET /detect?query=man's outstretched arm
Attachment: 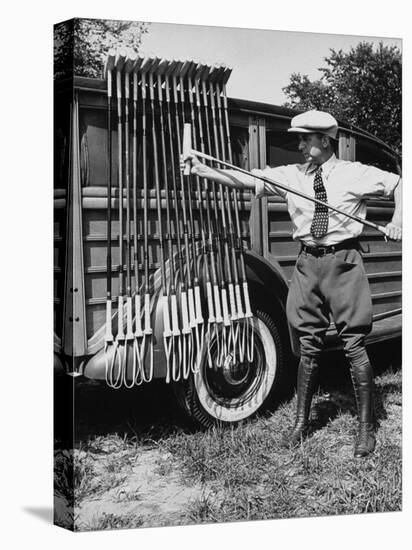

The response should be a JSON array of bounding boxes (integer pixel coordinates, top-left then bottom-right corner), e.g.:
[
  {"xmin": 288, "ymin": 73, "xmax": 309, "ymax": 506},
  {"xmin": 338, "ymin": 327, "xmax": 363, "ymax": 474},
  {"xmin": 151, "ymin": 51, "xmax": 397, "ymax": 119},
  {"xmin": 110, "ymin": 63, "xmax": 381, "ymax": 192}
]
[{"xmin": 182, "ymin": 151, "xmax": 257, "ymax": 190}]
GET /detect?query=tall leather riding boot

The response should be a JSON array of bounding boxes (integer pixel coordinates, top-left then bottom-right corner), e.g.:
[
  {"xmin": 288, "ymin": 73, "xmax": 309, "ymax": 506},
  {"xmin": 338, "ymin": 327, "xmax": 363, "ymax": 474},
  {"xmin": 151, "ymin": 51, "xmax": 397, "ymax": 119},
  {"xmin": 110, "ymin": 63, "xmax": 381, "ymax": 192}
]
[
  {"xmin": 288, "ymin": 356, "xmax": 319, "ymax": 446},
  {"xmin": 350, "ymin": 361, "xmax": 376, "ymax": 458}
]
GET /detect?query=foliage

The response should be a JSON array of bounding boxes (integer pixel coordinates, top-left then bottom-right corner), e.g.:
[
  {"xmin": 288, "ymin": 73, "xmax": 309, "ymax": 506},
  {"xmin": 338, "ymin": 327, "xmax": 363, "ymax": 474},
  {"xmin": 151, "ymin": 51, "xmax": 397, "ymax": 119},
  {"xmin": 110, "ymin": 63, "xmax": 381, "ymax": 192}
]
[
  {"xmin": 282, "ymin": 42, "xmax": 402, "ymax": 154},
  {"xmin": 54, "ymin": 18, "xmax": 149, "ymax": 80}
]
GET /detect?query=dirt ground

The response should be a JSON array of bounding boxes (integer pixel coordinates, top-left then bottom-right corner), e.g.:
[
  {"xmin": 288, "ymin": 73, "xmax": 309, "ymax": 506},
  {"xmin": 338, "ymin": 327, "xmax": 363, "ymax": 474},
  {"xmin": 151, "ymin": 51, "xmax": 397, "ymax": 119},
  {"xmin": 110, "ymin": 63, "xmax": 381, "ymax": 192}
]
[
  {"xmin": 55, "ymin": 377, "xmax": 217, "ymax": 530},
  {"xmin": 76, "ymin": 447, "xmax": 212, "ymax": 529}
]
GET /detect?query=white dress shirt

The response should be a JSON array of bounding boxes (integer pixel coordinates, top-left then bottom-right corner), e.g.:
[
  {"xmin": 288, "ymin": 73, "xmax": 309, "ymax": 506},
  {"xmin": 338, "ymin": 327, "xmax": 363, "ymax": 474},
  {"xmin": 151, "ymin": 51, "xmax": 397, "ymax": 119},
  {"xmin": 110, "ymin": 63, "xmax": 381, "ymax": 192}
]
[{"xmin": 251, "ymin": 154, "xmax": 400, "ymax": 246}]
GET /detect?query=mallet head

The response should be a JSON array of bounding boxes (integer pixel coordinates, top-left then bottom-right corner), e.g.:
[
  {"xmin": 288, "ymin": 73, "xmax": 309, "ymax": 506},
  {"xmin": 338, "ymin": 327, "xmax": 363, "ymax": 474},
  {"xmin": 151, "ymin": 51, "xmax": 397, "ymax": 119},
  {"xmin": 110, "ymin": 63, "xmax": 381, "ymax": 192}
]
[{"xmin": 183, "ymin": 123, "xmax": 192, "ymax": 175}]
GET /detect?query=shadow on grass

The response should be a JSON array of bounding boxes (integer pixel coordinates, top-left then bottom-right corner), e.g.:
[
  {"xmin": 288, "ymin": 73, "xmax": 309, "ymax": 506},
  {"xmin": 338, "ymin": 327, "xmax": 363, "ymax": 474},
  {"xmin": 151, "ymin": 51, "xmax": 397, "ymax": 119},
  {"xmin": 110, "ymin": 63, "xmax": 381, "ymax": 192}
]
[{"xmin": 66, "ymin": 380, "xmax": 197, "ymax": 446}]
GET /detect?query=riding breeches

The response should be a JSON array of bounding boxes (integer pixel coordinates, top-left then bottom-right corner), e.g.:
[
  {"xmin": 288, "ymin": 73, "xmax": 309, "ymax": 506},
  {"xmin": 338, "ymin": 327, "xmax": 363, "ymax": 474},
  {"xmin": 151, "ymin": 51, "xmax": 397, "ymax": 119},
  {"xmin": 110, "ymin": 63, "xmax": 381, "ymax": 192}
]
[{"xmin": 286, "ymin": 247, "xmax": 372, "ymax": 366}]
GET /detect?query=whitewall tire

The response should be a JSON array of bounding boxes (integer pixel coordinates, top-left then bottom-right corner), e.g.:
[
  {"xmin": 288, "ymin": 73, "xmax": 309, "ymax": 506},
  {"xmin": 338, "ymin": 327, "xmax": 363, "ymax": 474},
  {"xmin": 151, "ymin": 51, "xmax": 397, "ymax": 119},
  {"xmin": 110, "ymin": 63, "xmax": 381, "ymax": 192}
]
[{"xmin": 173, "ymin": 309, "xmax": 285, "ymax": 428}]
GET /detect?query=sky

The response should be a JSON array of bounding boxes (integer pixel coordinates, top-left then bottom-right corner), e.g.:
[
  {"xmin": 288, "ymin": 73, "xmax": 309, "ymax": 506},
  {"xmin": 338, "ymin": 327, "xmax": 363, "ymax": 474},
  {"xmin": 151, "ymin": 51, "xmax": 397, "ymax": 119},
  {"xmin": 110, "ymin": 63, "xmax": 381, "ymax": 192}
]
[{"xmin": 140, "ymin": 22, "xmax": 402, "ymax": 106}]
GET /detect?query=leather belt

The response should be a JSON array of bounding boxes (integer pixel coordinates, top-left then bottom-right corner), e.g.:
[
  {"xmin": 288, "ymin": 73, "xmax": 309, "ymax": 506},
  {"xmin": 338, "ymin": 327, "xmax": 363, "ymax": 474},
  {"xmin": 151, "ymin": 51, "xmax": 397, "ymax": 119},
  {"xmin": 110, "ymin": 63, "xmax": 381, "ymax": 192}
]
[{"xmin": 300, "ymin": 238, "xmax": 359, "ymax": 257}]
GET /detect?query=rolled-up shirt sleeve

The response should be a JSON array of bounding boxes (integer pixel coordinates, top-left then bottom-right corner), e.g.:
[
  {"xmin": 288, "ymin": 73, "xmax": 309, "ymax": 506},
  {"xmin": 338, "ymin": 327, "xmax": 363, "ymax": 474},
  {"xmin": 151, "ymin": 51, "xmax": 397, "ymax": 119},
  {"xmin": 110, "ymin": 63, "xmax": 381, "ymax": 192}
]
[
  {"xmin": 252, "ymin": 166, "xmax": 290, "ymax": 199},
  {"xmin": 355, "ymin": 164, "xmax": 401, "ymax": 198}
]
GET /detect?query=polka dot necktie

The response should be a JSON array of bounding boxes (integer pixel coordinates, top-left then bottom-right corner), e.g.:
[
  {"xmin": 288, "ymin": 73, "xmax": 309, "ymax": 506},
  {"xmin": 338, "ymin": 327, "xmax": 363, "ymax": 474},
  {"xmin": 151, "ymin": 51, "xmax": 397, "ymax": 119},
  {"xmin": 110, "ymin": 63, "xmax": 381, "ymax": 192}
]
[{"xmin": 310, "ymin": 167, "xmax": 329, "ymax": 238}]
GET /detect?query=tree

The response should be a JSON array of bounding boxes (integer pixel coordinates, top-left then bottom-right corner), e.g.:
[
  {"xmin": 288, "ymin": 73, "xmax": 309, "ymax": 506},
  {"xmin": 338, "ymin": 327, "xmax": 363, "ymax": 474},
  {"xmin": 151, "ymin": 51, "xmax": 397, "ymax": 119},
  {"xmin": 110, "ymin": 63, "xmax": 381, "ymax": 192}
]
[
  {"xmin": 282, "ymin": 42, "xmax": 402, "ymax": 154},
  {"xmin": 54, "ymin": 18, "xmax": 149, "ymax": 80}
]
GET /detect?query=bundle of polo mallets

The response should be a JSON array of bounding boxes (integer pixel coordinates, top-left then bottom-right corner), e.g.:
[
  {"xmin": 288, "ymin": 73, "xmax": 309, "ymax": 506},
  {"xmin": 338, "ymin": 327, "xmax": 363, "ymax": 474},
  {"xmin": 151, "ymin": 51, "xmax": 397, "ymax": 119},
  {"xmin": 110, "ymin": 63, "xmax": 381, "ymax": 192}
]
[{"xmin": 103, "ymin": 49, "xmax": 254, "ymax": 389}]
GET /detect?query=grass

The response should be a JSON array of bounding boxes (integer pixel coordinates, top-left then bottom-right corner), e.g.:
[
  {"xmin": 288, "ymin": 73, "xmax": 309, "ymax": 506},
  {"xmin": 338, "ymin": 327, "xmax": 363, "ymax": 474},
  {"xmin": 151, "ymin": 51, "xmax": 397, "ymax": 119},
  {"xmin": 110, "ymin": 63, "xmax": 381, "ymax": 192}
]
[
  {"xmin": 160, "ymin": 369, "xmax": 402, "ymax": 522},
  {"xmin": 79, "ymin": 512, "xmax": 144, "ymax": 532},
  {"xmin": 56, "ymin": 342, "xmax": 402, "ymax": 531}
]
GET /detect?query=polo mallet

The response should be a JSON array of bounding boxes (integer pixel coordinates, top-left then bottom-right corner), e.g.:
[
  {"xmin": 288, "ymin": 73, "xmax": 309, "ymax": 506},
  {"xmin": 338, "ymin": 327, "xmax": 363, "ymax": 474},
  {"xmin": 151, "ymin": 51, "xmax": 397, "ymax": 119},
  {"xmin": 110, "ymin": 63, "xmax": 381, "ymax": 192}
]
[
  {"xmin": 103, "ymin": 50, "xmax": 115, "ymax": 371},
  {"xmin": 171, "ymin": 61, "xmax": 196, "ymax": 378},
  {"xmin": 199, "ymin": 65, "xmax": 225, "ymax": 367},
  {"xmin": 189, "ymin": 60, "xmax": 220, "ymax": 372},
  {"xmin": 122, "ymin": 52, "xmax": 139, "ymax": 388},
  {"xmin": 130, "ymin": 57, "xmax": 145, "ymax": 385},
  {"xmin": 214, "ymin": 68, "xmax": 243, "ymax": 362},
  {"xmin": 147, "ymin": 57, "xmax": 175, "ymax": 383},
  {"xmin": 138, "ymin": 56, "xmax": 155, "ymax": 384},
  {"xmin": 184, "ymin": 144, "xmax": 393, "ymax": 238},
  {"xmin": 221, "ymin": 69, "xmax": 254, "ymax": 362},
  {"xmin": 165, "ymin": 60, "xmax": 192, "ymax": 381},
  {"xmin": 180, "ymin": 62, "xmax": 204, "ymax": 374},
  {"xmin": 106, "ymin": 50, "xmax": 127, "ymax": 389},
  {"xmin": 188, "ymin": 61, "xmax": 208, "ymax": 372},
  {"xmin": 207, "ymin": 66, "xmax": 233, "ymax": 367},
  {"xmin": 157, "ymin": 58, "xmax": 182, "ymax": 382},
  {"xmin": 194, "ymin": 62, "xmax": 224, "ymax": 368}
]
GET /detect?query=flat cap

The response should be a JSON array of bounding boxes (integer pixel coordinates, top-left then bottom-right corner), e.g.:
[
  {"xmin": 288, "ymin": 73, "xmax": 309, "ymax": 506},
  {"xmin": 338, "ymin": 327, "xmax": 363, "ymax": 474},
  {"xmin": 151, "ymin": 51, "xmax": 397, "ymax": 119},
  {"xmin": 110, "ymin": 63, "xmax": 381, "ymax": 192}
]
[{"xmin": 288, "ymin": 110, "xmax": 338, "ymax": 139}]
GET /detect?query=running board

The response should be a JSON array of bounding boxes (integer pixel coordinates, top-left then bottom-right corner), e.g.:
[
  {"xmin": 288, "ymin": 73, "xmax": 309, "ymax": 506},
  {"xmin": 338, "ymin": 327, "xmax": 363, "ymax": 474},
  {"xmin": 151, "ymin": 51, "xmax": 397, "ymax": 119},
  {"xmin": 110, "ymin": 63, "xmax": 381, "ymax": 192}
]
[{"xmin": 324, "ymin": 312, "xmax": 402, "ymax": 351}]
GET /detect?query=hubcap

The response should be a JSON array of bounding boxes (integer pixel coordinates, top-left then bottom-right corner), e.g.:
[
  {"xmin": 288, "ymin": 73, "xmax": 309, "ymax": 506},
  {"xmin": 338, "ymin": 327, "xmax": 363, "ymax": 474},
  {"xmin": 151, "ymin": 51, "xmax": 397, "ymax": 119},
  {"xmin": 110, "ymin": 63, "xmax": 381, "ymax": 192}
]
[
  {"xmin": 221, "ymin": 353, "xmax": 250, "ymax": 386},
  {"xmin": 202, "ymin": 330, "xmax": 264, "ymax": 404}
]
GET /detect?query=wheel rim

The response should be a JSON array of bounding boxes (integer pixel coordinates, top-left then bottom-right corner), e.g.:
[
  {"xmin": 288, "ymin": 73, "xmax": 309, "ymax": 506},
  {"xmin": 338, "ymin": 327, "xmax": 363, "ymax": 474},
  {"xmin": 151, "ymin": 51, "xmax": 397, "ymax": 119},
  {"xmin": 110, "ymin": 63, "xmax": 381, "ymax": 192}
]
[{"xmin": 194, "ymin": 317, "xmax": 278, "ymax": 422}]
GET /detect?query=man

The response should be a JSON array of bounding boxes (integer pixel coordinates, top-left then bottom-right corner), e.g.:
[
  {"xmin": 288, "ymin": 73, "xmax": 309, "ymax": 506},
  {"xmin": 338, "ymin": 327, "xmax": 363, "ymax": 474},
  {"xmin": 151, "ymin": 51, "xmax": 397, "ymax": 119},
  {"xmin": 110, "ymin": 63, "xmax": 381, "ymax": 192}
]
[{"xmin": 183, "ymin": 110, "xmax": 402, "ymax": 458}]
